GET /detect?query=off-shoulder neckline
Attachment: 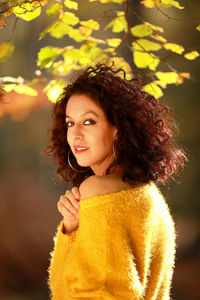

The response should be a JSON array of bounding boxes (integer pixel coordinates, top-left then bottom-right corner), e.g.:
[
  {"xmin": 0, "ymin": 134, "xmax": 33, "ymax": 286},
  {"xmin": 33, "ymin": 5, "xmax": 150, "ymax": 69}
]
[{"xmin": 79, "ymin": 181, "xmax": 153, "ymax": 208}]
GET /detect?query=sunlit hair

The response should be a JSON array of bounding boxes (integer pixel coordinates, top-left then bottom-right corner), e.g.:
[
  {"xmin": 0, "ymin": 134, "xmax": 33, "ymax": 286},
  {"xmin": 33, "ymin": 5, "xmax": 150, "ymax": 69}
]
[{"xmin": 43, "ymin": 63, "xmax": 188, "ymax": 187}]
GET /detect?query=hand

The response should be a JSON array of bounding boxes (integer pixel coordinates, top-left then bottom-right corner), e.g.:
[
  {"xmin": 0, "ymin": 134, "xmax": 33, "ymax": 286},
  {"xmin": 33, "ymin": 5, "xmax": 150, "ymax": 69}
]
[{"xmin": 57, "ymin": 186, "xmax": 81, "ymax": 233}]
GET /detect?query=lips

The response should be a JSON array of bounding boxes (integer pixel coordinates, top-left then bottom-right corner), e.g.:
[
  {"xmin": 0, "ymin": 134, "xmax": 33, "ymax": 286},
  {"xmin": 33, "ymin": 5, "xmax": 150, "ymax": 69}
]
[{"xmin": 74, "ymin": 145, "xmax": 89, "ymax": 154}]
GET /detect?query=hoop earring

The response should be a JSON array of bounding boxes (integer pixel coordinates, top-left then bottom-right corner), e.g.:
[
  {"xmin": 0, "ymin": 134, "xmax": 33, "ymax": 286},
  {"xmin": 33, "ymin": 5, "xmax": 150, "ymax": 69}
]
[
  {"xmin": 113, "ymin": 142, "xmax": 117, "ymax": 161},
  {"xmin": 68, "ymin": 149, "xmax": 90, "ymax": 173}
]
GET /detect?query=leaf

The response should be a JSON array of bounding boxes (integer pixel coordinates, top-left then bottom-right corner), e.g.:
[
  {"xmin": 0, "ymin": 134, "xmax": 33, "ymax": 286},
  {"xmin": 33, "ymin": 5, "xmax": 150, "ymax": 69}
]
[
  {"xmin": 0, "ymin": 42, "xmax": 14, "ymax": 63},
  {"xmin": 60, "ymin": 12, "xmax": 79, "ymax": 25},
  {"xmin": 106, "ymin": 38, "xmax": 121, "ymax": 47},
  {"xmin": 37, "ymin": 46, "xmax": 63, "ymax": 68},
  {"xmin": 64, "ymin": 0, "xmax": 78, "ymax": 10},
  {"xmin": 14, "ymin": 85, "xmax": 38, "ymax": 96},
  {"xmin": 131, "ymin": 24, "xmax": 153, "ymax": 37},
  {"xmin": 163, "ymin": 43, "xmax": 184, "ymax": 54},
  {"xmin": 78, "ymin": 26, "xmax": 93, "ymax": 37},
  {"xmin": 196, "ymin": 25, "xmax": 200, "ymax": 31},
  {"xmin": 2, "ymin": 84, "xmax": 16, "ymax": 92},
  {"xmin": 68, "ymin": 28, "xmax": 85, "ymax": 42},
  {"xmin": 150, "ymin": 34, "xmax": 167, "ymax": 43},
  {"xmin": 89, "ymin": 0, "xmax": 125, "ymax": 2},
  {"xmin": 132, "ymin": 39, "xmax": 162, "ymax": 51},
  {"xmin": 46, "ymin": 3, "xmax": 62, "ymax": 16},
  {"xmin": 176, "ymin": 72, "xmax": 190, "ymax": 85},
  {"xmin": 142, "ymin": 83, "xmax": 163, "ymax": 98},
  {"xmin": 44, "ymin": 80, "xmax": 66, "ymax": 103},
  {"xmin": 0, "ymin": 17, "xmax": 6, "ymax": 28},
  {"xmin": 144, "ymin": 22, "xmax": 164, "ymax": 33},
  {"xmin": 105, "ymin": 11, "xmax": 127, "ymax": 33},
  {"xmin": 141, "ymin": 0, "xmax": 184, "ymax": 9},
  {"xmin": 80, "ymin": 19, "xmax": 99, "ymax": 30},
  {"xmin": 133, "ymin": 51, "xmax": 160, "ymax": 70},
  {"xmin": 155, "ymin": 71, "xmax": 178, "ymax": 84},
  {"xmin": 40, "ymin": 21, "xmax": 71, "ymax": 39},
  {"xmin": 107, "ymin": 57, "xmax": 133, "ymax": 80},
  {"xmin": 13, "ymin": 2, "xmax": 41, "ymax": 21},
  {"xmin": 184, "ymin": 51, "xmax": 199, "ymax": 60}
]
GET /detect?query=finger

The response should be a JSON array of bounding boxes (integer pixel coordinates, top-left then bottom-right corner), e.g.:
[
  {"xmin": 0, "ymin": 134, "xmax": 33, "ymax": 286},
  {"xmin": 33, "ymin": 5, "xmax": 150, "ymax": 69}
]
[
  {"xmin": 64, "ymin": 190, "xmax": 80, "ymax": 211},
  {"xmin": 58, "ymin": 200, "xmax": 76, "ymax": 219},
  {"xmin": 61, "ymin": 195, "xmax": 79, "ymax": 215},
  {"xmin": 71, "ymin": 186, "xmax": 80, "ymax": 200}
]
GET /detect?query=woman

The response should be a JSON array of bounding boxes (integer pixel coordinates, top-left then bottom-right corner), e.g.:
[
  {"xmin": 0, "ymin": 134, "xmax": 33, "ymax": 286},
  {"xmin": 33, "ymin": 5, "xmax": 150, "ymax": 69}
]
[{"xmin": 44, "ymin": 64, "xmax": 188, "ymax": 299}]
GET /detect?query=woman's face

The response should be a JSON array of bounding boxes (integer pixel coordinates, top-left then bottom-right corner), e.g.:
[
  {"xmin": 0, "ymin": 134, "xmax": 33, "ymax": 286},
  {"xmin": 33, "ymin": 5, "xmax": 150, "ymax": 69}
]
[{"xmin": 65, "ymin": 93, "xmax": 117, "ymax": 176}]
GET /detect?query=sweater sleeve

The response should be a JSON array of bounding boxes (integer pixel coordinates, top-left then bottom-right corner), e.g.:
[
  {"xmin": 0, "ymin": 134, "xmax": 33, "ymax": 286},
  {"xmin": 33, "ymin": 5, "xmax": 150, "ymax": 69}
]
[
  {"xmin": 125, "ymin": 184, "xmax": 176, "ymax": 300},
  {"xmin": 47, "ymin": 220, "xmax": 77, "ymax": 297}
]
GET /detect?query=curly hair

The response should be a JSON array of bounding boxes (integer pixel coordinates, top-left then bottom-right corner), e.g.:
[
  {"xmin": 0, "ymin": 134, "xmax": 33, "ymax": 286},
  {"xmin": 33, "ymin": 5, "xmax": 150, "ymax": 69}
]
[{"xmin": 43, "ymin": 63, "xmax": 188, "ymax": 187}]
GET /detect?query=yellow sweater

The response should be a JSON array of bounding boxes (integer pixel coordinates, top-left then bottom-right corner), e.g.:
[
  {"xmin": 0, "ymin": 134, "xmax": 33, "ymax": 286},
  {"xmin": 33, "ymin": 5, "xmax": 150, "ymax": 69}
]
[{"xmin": 47, "ymin": 181, "xmax": 176, "ymax": 300}]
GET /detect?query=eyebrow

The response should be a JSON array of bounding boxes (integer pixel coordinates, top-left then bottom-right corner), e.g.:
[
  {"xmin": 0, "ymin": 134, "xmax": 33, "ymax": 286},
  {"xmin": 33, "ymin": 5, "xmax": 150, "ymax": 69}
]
[{"xmin": 65, "ymin": 110, "xmax": 99, "ymax": 119}]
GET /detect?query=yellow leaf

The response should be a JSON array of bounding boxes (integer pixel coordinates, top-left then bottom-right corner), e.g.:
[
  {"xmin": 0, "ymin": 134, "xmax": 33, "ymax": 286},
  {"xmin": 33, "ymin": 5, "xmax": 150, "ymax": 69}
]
[
  {"xmin": 142, "ymin": 83, "xmax": 163, "ymax": 98},
  {"xmin": 153, "ymin": 80, "xmax": 167, "ymax": 88},
  {"xmin": 14, "ymin": 85, "xmax": 38, "ymax": 96},
  {"xmin": 133, "ymin": 51, "xmax": 160, "ymax": 70},
  {"xmin": 13, "ymin": 2, "xmax": 41, "ymax": 21},
  {"xmin": 60, "ymin": 12, "xmax": 79, "ymax": 25},
  {"xmin": 151, "ymin": 34, "xmax": 167, "ymax": 43},
  {"xmin": 80, "ymin": 19, "xmax": 99, "ymax": 30},
  {"xmin": 2, "ymin": 84, "xmax": 16, "ymax": 92},
  {"xmin": 184, "ymin": 51, "xmax": 199, "ymax": 60},
  {"xmin": 132, "ymin": 39, "xmax": 162, "ymax": 51},
  {"xmin": 163, "ymin": 43, "xmax": 184, "ymax": 54},
  {"xmin": 46, "ymin": 3, "xmax": 62, "ymax": 16},
  {"xmin": 131, "ymin": 24, "xmax": 153, "ymax": 37},
  {"xmin": 45, "ymin": 80, "xmax": 66, "ymax": 103},
  {"xmin": 196, "ymin": 25, "xmax": 200, "ymax": 31},
  {"xmin": 145, "ymin": 22, "xmax": 164, "ymax": 33},
  {"xmin": 106, "ymin": 38, "xmax": 121, "ymax": 47},
  {"xmin": 64, "ymin": 0, "xmax": 78, "ymax": 10},
  {"xmin": 105, "ymin": 11, "xmax": 127, "ymax": 33},
  {"xmin": 176, "ymin": 72, "xmax": 190, "ymax": 85},
  {"xmin": 78, "ymin": 26, "xmax": 93, "ymax": 37},
  {"xmin": 0, "ymin": 42, "xmax": 14, "ymax": 63},
  {"xmin": 155, "ymin": 71, "xmax": 178, "ymax": 84},
  {"xmin": 140, "ymin": 0, "xmax": 155, "ymax": 8},
  {"xmin": 107, "ymin": 57, "xmax": 133, "ymax": 80}
]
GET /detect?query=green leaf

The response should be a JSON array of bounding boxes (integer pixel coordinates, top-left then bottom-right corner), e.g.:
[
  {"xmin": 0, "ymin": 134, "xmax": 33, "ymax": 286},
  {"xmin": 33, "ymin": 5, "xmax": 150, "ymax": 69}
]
[
  {"xmin": 14, "ymin": 85, "xmax": 38, "ymax": 96},
  {"xmin": 155, "ymin": 71, "xmax": 178, "ymax": 84},
  {"xmin": 40, "ymin": 21, "xmax": 72, "ymax": 39},
  {"xmin": 133, "ymin": 51, "xmax": 160, "ymax": 70},
  {"xmin": 13, "ymin": 2, "xmax": 41, "ymax": 21},
  {"xmin": 46, "ymin": 3, "xmax": 62, "ymax": 16},
  {"xmin": 132, "ymin": 39, "xmax": 162, "ymax": 51},
  {"xmin": 131, "ymin": 24, "xmax": 153, "ymax": 37},
  {"xmin": 0, "ymin": 42, "xmax": 14, "ymax": 63},
  {"xmin": 37, "ymin": 46, "xmax": 63, "ymax": 68},
  {"xmin": 105, "ymin": 11, "xmax": 127, "ymax": 33},
  {"xmin": 64, "ymin": 0, "xmax": 78, "ymax": 10},
  {"xmin": 142, "ymin": 83, "xmax": 163, "ymax": 98},
  {"xmin": 60, "ymin": 12, "xmax": 79, "ymax": 25}
]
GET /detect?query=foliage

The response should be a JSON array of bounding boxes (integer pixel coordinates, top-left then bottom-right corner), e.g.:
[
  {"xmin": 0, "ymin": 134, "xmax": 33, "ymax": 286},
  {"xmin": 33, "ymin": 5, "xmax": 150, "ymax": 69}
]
[{"xmin": 0, "ymin": 0, "xmax": 199, "ymax": 101}]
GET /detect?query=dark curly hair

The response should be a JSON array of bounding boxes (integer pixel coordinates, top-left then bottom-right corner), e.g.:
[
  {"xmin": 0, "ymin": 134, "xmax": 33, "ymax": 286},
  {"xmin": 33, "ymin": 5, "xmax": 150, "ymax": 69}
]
[{"xmin": 43, "ymin": 63, "xmax": 188, "ymax": 187}]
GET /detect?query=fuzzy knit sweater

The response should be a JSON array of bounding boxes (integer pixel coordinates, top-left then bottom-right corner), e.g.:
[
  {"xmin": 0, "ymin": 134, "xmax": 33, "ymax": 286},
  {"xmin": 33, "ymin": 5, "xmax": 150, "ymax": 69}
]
[{"xmin": 47, "ymin": 181, "xmax": 176, "ymax": 300}]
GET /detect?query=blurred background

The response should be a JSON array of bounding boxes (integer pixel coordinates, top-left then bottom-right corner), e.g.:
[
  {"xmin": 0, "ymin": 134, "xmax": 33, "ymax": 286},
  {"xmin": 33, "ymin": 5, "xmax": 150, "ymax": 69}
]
[{"xmin": 0, "ymin": 0, "xmax": 200, "ymax": 299}]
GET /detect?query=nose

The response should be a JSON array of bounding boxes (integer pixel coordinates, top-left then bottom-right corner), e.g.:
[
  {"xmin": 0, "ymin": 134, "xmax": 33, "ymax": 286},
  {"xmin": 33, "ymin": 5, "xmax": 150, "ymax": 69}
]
[{"xmin": 67, "ymin": 123, "xmax": 84, "ymax": 142}]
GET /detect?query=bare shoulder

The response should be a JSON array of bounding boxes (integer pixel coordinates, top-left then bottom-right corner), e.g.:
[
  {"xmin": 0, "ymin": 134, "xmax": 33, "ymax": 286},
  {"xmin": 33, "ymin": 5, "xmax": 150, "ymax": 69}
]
[{"xmin": 79, "ymin": 174, "xmax": 134, "ymax": 201}]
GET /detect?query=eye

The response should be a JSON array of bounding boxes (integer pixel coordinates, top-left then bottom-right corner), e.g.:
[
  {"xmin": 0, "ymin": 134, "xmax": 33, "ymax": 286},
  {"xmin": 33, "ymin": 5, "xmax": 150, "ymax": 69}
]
[
  {"xmin": 66, "ymin": 121, "xmax": 74, "ymax": 128},
  {"xmin": 65, "ymin": 119, "xmax": 96, "ymax": 128},
  {"xmin": 84, "ymin": 119, "xmax": 96, "ymax": 125}
]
